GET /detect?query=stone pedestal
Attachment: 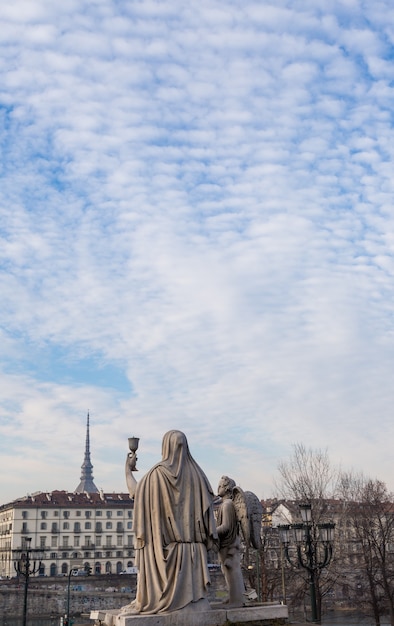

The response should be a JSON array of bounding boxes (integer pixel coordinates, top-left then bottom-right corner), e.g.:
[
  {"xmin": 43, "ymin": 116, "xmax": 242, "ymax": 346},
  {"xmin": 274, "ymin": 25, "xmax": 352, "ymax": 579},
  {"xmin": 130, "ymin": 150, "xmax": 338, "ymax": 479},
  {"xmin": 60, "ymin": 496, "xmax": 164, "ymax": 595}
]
[{"xmin": 91, "ymin": 602, "xmax": 288, "ymax": 626}]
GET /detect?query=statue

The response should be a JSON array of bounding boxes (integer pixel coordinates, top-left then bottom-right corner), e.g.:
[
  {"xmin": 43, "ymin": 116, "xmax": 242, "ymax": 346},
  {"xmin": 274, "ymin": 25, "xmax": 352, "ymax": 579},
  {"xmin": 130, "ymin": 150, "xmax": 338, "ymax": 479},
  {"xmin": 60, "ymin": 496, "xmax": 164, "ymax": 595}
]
[
  {"xmin": 216, "ymin": 476, "xmax": 263, "ymax": 607},
  {"xmin": 122, "ymin": 430, "xmax": 218, "ymax": 615},
  {"xmin": 124, "ymin": 436, "xmax": 139, "ymax": 498}
]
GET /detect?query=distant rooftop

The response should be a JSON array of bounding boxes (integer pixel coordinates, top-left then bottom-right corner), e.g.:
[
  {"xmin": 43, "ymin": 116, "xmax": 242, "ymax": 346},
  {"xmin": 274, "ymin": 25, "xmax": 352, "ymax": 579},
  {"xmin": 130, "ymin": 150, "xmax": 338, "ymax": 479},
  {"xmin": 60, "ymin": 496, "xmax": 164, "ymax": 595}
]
[{"xmin": 0, "ymin": 490, "xmax": 133, "ymax": 510}]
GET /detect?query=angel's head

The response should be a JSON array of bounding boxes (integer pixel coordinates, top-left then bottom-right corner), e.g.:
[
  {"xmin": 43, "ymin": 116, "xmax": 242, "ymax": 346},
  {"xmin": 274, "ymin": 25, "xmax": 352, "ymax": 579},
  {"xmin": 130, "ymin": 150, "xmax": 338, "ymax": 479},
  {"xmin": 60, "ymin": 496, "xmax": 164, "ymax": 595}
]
[{"xmin": 218, "ymin": 475, "xmax": 236, "ymax": 498}]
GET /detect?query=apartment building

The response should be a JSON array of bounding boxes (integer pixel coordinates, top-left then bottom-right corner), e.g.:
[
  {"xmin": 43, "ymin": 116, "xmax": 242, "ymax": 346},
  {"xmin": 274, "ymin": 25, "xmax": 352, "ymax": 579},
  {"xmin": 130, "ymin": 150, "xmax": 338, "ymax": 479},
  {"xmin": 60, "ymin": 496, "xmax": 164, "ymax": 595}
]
[{"xmin": 0, "ymin": 414, "xmax": 135, "ymax": 578}]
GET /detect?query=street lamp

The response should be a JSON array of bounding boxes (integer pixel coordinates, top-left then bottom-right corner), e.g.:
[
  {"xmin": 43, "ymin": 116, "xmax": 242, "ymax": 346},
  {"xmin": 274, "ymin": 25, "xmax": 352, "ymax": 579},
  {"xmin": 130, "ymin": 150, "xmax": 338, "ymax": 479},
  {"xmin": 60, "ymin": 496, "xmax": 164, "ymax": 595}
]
[
  {"xmin": 14, "ymin": 537, "xmax": 43, "ymax": 626},
  {"xmin": 278, "ymin": 503, "xmax": 335, "ymax": 623},
  {"xmin": 66, "ymin": 566, "xmax": 80, "ymax": 626}
]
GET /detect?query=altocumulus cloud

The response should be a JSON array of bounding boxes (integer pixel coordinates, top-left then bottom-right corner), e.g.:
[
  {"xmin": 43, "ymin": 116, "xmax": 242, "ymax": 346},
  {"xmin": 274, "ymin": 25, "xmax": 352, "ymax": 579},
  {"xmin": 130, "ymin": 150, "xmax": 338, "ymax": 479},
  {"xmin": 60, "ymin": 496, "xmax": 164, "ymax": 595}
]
[{"xmin": 1, "ymin": 0, "xmax": 394, "ymax": 502}]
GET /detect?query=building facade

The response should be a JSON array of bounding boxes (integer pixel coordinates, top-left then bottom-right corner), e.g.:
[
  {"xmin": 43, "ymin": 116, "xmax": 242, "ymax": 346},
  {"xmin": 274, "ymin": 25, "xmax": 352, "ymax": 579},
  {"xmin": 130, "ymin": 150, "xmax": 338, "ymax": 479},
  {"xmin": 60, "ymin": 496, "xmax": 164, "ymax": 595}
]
[
  {"xmin": 0, "ymin": 490, "xmax": 135, "ymax": 578},
  {"xmin": 0, "ymin": 414, "xmax": 135, "ymax": 578}
]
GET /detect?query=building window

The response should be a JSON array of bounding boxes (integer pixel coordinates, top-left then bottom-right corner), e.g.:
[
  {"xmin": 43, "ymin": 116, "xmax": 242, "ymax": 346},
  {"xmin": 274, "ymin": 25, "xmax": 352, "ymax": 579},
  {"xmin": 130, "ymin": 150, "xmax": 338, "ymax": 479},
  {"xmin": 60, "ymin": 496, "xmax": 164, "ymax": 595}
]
[
  {"xmin": 50, "ymin": 552, "xmax": 57, "ymax": 559},
  {"xmin": 106, "ymin": 536, "xmax": 112, "ymax": 547},
  {"xmin": 22, "ymin": 511, "xmax": 28, "ymax": 519},
  {"xmin": 127, "ymin": 510, "xmax": 132, "ymax": 518},
  {"xmin": 63, "ymin": 522, "xmax": 69, "ymax": 530},
  {"xmin": 22, "ymin": 522, "xmax": 28, "ymax": 533},
  {"xmin": 117, "ymin": 511, "xmax": 123, "ymax": 516},
  {"xmin": 85, "ymin": 511, "xmax": 91, "ymax": 518},
  {"xmin": 85, "ymin": 522, "xmax": 91, "ymax": 530},
  {"xmin": 51, "ymin": 536, "xmax": 58, "ymax": 548},
  {"xmin": 117, "ymin": 536, "xmax": 122, "ymax": 546},
  {"xmin": 127, "ymin": 536, "xmax": 133, "ymax": 547},
  {"xmin": 96, "ymin": 536, "xmax": 102, "ymax": 547},
  {"xmin": 106, "ymin": 522, "xmax": 112, "ymax": 530},
  {"xmin": 61, "ymin": 563, "xmax": 68, "ymax": 574},
  {"xmin": 96, "ymin": 511, "xmax": 102, "ymax": 517},
  {"xmin": 54, "ymin": 511, "xmax": 59, "ymax": 517},
  {"xmin": 74, "ymin": 522, "xmax": 81, "ymax": 533},
  {"xmin": 74, "ymin": 536, "xmax": 80, "ymax": 547},
  {"xmin": 116, "ymin": 522, "xmax": 123, "ymax": 532},
  {"xmin": 106, "ymin": 511, "xmax": 112, "ymax": 518},
  {"xmin": 127, "ymin": 522, "xmax": 132, "ymax": 529},
  {"xmin": 63, "ymin": 511, "xmax": 70, "ymax": 519},
  {"xmin": 51, "ymin": 523, "xmax": 58, "ymax": 533},
  {"xmin": 63, "ymin": 537, "xmax": 69, "ymax": 547},
  {"xmin": 105, "ymin": 561, "xmax": 112, "ymax": 573},
  {"xmin": 76, "ymin": 511, "xmax": 81, "ymax": 517},
  {"xmin": 85, "ymin": 536, "xmax": 92, "ymax": 547},
  {"xmin": 40, "ymin": 537, "xmax": 46, "ymax": 548},
  {"xmin": 41, "ymin": 511, "xmax": 47, "ymax": 519},
  {"xmin": 40, "ymin": 522, "xmax": 47, "ymax": 530},
  {"xmin": 95, "ymin": 522, "xmax": 102, "ymax": 533}
]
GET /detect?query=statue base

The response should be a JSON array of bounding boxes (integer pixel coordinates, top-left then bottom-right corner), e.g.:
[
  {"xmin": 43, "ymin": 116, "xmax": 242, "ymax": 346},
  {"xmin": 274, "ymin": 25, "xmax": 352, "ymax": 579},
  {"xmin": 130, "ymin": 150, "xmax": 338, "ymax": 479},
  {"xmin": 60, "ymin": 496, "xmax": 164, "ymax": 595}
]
[{"xmin": 90, "ymin": 602, "xmax": 288, "ymax": 626}]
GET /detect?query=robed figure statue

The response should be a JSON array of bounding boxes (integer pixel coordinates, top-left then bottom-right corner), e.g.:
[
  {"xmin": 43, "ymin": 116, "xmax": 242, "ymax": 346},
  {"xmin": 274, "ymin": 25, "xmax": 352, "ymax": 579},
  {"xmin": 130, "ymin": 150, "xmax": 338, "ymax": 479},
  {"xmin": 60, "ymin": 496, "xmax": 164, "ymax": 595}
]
[{"xmin": 122, "ymin": 430, "xmax": 218, "ymax": 615}]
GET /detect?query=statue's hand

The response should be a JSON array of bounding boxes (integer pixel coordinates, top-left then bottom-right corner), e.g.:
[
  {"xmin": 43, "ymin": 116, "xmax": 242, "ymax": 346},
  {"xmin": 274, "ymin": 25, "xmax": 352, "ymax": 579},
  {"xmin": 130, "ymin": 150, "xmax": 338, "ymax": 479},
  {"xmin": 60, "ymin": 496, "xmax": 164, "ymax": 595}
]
[
  {"xmin": 125, "ymin": 453, "xmax": 138, "ymax": 498},
  {"xmin": 126, "ymin": 451, "xmax": 138, "ymax": 472}
]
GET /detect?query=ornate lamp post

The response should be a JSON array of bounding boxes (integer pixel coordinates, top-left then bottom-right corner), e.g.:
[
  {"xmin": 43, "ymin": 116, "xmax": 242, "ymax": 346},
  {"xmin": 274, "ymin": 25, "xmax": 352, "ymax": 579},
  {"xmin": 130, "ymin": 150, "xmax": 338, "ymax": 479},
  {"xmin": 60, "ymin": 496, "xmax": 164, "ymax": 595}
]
[
  {"xmin": 66, "ymin": 566, "xmax": 80, "ymax": 626},
  {"xmin": 14, "ymin": 537, "xmax": 43, "ymax": 626},
  {"xmin": 278, "ymin": 503, "xmax": 335, "ymax": 623}
]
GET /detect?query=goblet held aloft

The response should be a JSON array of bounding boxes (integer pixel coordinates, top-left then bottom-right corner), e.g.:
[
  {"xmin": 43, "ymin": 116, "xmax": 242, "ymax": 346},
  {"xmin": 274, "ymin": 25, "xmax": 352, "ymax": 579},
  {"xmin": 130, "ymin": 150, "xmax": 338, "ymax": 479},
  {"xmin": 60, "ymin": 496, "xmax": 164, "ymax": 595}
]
[{"xmin": 128, "ymin": 437, "xmax": 140, "ymax": 453}]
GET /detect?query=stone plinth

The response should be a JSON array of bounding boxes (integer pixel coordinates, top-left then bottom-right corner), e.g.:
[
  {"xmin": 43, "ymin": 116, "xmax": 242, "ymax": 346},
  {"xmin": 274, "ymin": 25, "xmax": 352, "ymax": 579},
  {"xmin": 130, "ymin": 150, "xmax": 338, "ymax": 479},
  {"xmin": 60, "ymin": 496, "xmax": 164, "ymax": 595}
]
[{"xmin": 91, "ymin": 603, "xmax": 288, "ymax": 626}]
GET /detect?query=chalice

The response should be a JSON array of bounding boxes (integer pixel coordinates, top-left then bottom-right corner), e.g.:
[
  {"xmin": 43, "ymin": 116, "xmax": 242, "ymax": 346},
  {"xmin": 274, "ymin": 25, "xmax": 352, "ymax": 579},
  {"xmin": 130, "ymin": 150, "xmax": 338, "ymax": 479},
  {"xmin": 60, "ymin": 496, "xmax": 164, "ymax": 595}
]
[{"xmin": 128, "ymin": 436, "xmax": 139, "ymax": 471}]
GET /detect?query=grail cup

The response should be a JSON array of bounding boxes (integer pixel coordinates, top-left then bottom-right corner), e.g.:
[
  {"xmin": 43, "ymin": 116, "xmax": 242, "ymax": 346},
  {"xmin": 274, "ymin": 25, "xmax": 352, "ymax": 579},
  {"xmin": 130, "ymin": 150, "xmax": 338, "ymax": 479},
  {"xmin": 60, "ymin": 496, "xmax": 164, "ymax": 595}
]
[
  {"xmin": 128, "ymin": 437, "xmax": 140, "ymax": 453},
  {"xmin": 127, "ymin": 437, "xmax": 139, "ymax": 472}
]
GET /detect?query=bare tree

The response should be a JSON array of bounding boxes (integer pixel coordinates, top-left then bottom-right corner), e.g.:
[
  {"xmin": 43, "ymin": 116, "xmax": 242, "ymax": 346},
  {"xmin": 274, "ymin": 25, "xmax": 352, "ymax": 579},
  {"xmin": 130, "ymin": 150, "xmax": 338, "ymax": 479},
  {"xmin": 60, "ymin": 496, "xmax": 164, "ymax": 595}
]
[
  {"xmin": 276, "ymin": 444, "xmax": 339, "ymax": 622},
  {"xmin": 339, "ymin": 472, "xmax": 394, "ymax": 626},
  {"xmin": 276, "ymin": 443, "xmax": 338, "ymax": 505}
]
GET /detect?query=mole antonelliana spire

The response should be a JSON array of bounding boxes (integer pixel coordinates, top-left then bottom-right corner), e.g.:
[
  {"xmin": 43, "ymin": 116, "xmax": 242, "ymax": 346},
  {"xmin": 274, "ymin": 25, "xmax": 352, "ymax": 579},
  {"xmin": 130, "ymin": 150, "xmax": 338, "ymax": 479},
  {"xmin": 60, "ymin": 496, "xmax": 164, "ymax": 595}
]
[{"xmin": 74, "ymin": 411, "xmax": 99, "ymax": 494}]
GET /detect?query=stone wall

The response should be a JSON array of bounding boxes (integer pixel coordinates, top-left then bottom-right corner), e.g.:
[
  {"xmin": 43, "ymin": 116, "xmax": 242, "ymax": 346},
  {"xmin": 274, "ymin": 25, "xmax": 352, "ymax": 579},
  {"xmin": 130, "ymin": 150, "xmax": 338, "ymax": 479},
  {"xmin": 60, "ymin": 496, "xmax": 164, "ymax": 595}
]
[
  {"xmin": 0, "ymin": 574, "xmax": 136, "ymax": 620},
  {"xmin": 0, "ymin": 571, "xmax": 227, "ymax": 621}
]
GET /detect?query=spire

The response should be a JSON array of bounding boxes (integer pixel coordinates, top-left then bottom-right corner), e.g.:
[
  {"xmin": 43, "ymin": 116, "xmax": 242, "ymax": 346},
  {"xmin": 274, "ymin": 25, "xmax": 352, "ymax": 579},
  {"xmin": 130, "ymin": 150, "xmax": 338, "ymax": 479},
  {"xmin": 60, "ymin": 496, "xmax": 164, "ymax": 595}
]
[{"xmin": 74, "ymin": 411, "xmax": 99, "ymax": 494}]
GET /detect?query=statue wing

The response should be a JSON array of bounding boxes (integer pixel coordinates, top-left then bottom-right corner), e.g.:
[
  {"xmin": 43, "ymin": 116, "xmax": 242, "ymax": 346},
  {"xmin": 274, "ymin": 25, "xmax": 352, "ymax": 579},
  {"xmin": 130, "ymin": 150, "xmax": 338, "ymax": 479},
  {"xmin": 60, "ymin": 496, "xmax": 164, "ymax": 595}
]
[
  {"xmin": 232, "ymin": 486, "xmax": 250, "ymax": 546},
  {"xmin": 244, "ymin": 491, "xmax": 263, "ymax": 550}
]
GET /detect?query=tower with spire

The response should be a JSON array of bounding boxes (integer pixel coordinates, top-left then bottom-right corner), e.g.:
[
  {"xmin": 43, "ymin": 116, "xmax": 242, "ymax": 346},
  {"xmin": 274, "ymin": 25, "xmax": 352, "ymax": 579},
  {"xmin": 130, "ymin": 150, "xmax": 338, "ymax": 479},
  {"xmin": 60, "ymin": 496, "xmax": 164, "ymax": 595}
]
[{"xmin": 74, "ymin": 412, "xmax": 99, "ymax": 494}]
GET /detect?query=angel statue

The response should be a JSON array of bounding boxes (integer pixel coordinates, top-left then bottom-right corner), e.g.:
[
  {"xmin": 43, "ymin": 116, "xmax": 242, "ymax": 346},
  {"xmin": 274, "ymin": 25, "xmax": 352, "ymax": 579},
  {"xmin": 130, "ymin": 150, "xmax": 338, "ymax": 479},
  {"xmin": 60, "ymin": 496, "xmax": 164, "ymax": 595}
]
[{"xmin": 216, "ymin": 476, "xmax": 263, "ymax": 607}]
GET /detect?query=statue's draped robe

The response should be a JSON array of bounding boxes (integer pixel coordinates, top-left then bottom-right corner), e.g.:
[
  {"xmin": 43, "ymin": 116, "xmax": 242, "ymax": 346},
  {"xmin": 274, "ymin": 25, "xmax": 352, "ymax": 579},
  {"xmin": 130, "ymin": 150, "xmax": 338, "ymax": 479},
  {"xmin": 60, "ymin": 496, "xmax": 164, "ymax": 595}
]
[{"xmin": 132, "ymin": 430, "xmax": 217, "ymax": 614}]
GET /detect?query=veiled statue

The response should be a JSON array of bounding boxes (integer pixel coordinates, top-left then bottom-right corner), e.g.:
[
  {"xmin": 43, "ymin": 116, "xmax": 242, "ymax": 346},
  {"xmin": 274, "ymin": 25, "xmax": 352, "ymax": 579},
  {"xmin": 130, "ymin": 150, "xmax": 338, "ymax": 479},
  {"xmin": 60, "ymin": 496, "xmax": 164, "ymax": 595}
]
[
  {"xmin": 216, "ymin": 475, "xmax": 263, "ymax": 607},
  {"xmin": 123, "ymin": 430, "xmax": 218, "ymax": 615}
]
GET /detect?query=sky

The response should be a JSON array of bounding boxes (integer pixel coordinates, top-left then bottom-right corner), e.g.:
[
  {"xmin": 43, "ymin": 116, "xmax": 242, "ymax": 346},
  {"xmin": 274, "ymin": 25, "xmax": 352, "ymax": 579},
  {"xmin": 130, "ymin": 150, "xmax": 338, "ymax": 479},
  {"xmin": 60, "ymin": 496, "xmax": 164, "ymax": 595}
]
[{"xmin": 1, "ymin": 0, "xmax": 394, "ymax": 505}]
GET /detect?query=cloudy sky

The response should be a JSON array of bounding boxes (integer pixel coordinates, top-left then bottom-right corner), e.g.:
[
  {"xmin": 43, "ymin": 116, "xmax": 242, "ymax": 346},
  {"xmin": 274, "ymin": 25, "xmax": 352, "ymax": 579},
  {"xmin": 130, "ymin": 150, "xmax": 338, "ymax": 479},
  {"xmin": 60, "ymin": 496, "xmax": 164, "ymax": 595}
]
[{"xmin": 1, "ymin": 0, "xmax": 394, "ymax": 505}]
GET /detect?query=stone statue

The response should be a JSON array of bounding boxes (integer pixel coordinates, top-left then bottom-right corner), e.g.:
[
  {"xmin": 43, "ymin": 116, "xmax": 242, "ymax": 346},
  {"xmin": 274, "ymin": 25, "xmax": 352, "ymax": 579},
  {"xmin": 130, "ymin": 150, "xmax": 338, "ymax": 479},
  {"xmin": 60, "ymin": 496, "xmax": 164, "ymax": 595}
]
[
  {"xmin": 122, "ymin": 430, "xmax": 218, "ymax": 615},
  {"xmin": 125, "ymin": 436, "xmax": 139, "ymax": 498},
  {"xmin": 216, "ymin": 476, "xmax": 246, "ymax": 607},
  {"xmin": 216, "ymin": 476, "xmax": 263, "ymax": 607}
]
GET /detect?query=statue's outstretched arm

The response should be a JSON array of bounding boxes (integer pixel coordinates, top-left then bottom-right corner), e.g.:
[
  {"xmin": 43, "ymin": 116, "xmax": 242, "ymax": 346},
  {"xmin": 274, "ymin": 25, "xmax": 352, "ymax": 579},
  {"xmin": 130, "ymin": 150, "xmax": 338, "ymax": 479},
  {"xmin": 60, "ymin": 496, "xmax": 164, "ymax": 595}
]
[{"xmin": 125, "ymin": 452, "xmax": 138, "ymax": 498}]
